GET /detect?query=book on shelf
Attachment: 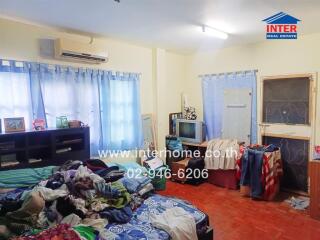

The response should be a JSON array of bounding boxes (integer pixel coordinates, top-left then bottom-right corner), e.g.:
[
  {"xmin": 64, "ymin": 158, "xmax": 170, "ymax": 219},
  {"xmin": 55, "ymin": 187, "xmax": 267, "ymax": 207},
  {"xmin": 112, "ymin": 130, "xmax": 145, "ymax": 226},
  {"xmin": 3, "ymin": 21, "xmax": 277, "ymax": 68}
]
[
  {"xmin": 1, "ymin": 154, "xmax": 19, "ymax": 167},
  {"xmin": 56, "ymin": 138, "xmax": 83, "ymax": 145},
  {"xmin": 56, "ymin": 147, "xmax": 72, "ymax": 154},
  {"xmin": 0, "ymin": 141, "xmax": 15, "ymax": 151},
  {"xmin": 29, "ymin": 158, "xmax": 43, "ymax": 164},
  {"xmin": 1, "ymin": 160, "xmax": 19, "ymax": 167}
]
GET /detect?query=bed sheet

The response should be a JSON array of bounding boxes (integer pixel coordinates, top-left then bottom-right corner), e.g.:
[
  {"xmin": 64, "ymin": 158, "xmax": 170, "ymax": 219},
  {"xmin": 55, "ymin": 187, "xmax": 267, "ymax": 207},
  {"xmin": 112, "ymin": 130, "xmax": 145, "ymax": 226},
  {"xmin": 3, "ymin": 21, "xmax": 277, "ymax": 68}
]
[{"xmin": 106, "ymin": 194, "xmax": 208, "ymax": 240}]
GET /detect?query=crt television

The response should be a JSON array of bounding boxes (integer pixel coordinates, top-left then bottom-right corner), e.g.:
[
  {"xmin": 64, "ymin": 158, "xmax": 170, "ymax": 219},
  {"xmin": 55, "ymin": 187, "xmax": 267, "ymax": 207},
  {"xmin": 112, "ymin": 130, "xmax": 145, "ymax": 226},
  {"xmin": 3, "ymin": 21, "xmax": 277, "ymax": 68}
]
[{"xmin": 175, "ymin": 119, "xmax": 206, "ymax": 144}]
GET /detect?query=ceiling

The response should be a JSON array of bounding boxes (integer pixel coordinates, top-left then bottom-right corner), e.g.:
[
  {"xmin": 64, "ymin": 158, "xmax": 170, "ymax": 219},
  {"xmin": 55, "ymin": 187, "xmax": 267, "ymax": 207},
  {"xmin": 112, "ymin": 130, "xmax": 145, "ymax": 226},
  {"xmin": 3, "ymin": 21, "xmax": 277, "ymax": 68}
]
[{"xmin": 0, "ymin": 0, "xmax": 320, "ymax": 53}]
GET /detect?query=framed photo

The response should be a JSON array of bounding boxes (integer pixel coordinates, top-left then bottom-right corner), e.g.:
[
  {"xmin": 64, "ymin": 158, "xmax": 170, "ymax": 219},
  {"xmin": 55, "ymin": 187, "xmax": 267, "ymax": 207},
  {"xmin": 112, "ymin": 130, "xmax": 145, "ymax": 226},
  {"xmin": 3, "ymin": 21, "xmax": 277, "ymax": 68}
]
[
  {"xmin": 4, "ymin": 117, "xmax": 26, "ymax": 133},
  {"xmin": 33, "ymin": 118, "xmax": 46, "ymax": 131}
]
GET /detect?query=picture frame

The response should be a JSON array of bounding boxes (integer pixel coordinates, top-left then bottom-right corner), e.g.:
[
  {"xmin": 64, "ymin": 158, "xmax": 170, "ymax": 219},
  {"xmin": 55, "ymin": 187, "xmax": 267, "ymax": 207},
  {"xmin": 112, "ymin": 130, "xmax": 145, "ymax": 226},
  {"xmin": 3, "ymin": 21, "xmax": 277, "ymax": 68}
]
[
  {"xmin": 4, "ymin": 117, "xmax": 26, "ymax": 133},
  {"xmin": 33, "ymin": 118, "xmax": 46, "ymax": 131}
]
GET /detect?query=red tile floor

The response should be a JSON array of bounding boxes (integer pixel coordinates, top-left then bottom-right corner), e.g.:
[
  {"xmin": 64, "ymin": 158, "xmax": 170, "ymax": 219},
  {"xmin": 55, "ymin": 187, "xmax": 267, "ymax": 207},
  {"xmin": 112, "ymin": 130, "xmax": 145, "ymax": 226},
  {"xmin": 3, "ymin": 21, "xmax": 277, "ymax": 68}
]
[{"xmin": 160, "ymin": 181, "xmax": 320, "ymax": 240}]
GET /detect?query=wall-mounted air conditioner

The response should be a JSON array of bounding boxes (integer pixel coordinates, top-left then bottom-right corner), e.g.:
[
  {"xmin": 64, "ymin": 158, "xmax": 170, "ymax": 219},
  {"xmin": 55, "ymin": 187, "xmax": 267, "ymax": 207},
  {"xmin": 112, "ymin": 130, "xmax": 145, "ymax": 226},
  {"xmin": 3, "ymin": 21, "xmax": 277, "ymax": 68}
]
[{"xmin": 54, "ymin": 38, "xmax": 108, "ymax": 64}]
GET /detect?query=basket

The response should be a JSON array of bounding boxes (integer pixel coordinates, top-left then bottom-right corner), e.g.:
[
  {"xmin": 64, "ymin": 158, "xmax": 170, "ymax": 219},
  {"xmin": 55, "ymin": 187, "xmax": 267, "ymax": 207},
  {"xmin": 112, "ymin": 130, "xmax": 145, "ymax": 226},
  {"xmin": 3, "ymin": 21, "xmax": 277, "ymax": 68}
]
[{"xmin": 149, "ymin": 165, "xmax": 168, "ymax": 191}]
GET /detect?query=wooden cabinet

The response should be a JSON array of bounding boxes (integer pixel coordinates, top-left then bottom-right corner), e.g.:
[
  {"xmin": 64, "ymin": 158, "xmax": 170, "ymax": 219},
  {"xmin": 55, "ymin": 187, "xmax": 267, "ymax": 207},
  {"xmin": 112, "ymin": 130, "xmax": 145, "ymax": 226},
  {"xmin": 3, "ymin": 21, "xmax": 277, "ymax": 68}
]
[
  {"xmin": 309, "ymin": 161, "xmax": 320, "ymax": 219},
  {"xmin": 171, "ymin": 158, "xmax": 190, "ymax": 183},
  {"xmin": 0, "ymin": 127, "xmax": 90, "ymax": 170}
]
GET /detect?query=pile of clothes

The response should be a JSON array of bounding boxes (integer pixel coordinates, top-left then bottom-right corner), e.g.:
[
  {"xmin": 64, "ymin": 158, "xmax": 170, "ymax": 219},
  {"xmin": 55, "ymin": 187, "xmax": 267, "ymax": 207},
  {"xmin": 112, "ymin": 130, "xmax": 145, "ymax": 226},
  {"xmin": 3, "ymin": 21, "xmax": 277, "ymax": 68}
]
[{"xmin": 0, "ymin": 159, "xmax": 154, "ymax": 239}]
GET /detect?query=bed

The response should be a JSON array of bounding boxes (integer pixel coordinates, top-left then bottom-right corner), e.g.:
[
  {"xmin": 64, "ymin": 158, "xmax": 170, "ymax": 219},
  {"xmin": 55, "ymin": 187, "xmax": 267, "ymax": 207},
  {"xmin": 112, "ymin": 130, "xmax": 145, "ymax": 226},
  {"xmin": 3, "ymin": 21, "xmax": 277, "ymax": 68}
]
[
  {"xmin": 106, "ymin": 194, "xmax": 212, "ymax": 239},
  {"xmin": 0, "ymin": 164, "xmax": 213, "ymax": 240}
]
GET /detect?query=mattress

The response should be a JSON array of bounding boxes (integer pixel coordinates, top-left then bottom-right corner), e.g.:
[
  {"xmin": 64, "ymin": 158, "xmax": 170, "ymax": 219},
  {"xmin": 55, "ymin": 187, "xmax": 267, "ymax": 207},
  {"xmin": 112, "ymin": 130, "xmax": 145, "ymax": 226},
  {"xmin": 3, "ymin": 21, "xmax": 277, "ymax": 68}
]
[{"xmin": 106, "ymin": 194, "xmax": 209, "ymax": 239}]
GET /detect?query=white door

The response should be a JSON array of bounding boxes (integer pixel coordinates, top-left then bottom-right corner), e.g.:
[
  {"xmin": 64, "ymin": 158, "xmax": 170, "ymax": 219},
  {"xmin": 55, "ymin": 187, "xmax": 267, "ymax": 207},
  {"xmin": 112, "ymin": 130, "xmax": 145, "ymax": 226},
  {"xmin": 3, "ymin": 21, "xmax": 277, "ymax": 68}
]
[
  {"xmin": 222, "ymin": 88, "xmax": 252, "ymax": 144},
  {"xmin": 260, "ymin": 74, "xmax": 315, "ymax": 193}
]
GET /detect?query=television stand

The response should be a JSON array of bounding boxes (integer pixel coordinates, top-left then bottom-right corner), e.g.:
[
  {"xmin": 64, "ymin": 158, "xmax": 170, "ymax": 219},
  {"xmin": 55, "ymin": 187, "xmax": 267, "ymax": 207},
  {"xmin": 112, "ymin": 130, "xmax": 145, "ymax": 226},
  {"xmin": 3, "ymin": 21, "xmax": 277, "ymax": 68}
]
[{"xmin": 182, "ymin": 141, "xmax": 208, "ymax": 158}]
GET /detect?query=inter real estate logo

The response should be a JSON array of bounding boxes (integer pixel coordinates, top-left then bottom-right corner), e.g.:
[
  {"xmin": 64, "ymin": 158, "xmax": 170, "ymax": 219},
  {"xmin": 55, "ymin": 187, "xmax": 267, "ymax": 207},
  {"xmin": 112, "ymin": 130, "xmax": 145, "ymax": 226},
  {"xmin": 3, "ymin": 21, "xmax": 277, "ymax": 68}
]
[{"xmin": 262, "ymin": 12, "xmax": 300, "ymax": 39}]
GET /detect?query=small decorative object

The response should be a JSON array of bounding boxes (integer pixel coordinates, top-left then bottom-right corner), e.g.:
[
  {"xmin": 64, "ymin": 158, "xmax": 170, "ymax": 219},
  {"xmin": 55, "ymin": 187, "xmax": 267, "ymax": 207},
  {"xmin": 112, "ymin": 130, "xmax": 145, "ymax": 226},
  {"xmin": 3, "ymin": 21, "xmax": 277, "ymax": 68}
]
[
  {"xmin": 184, "ymin": 106, "xmax": 197, "ymax": 120},
  {"xmin": 169, "ymin": 112, "xmax": 183, "ymax": 135},
  {"xmin": 56, "ymin": 116, "xmax": 69, "ymax": 129},
  {"xmin": 4, "ymin": 117, "xmax": 26, "ymax": 133},
  {"xmin": 313, "ymin": 146, "xmax": 320, "ymax": 160},
  {"xmin": 68, "ymin": 120, "xmax": 84, "ymax": 128},
  {"xmin": 33, "ymin": 118, "xmax": 46, "ymax": 131}
]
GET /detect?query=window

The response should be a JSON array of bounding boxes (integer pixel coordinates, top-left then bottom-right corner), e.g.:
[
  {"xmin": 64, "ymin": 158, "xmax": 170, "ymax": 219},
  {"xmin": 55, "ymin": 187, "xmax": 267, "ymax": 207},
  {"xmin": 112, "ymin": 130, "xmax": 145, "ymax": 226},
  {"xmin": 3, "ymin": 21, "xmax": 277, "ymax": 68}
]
[
  {"xmin": 263, "ymin": 77, "xmax": 310, "ymax": 124},
  {"xmin": 0, "ymin": 72, "xmax": 33, "ymax": 128},
  {"xmin": 109, "ymin": 79, "xmax": 136, "ymax": 146},
  {"xmin": 100, "ymin": 73, "xmax": 142, "ymax": 150},
  {"xmin": 0, "ymin": 61, "xmax": 142, "ymax": 153}
]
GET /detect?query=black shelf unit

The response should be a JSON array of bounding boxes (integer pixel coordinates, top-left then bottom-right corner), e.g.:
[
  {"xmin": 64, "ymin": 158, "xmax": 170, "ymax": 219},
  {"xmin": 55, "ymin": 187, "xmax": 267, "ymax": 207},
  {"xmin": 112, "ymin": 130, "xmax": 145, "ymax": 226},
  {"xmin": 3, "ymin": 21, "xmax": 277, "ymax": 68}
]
[{"xmin": 0, "ymin": 127, "xmax": 90, "ymax": 170}]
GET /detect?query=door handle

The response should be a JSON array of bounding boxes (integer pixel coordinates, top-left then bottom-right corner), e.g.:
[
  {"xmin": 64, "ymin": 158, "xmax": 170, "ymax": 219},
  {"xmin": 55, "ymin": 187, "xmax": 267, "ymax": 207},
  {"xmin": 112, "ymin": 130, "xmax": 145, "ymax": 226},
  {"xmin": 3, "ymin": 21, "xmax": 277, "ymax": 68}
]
[{"xmin": 259, "ymin": 123, "xmax": 271, "ymax": 127}]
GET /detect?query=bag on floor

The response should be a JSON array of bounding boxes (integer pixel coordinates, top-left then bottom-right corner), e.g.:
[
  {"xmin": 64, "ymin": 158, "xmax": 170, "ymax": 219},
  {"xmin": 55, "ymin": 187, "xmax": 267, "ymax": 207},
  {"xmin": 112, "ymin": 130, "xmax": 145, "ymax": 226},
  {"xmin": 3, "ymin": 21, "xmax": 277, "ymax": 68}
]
[
  {"xmin": 166, "ymin": 135, "xmax": 185, "ymax": 166},
  {"xmin": 186, "ymin": 157, "xmax": 205, "ymax": 185}
]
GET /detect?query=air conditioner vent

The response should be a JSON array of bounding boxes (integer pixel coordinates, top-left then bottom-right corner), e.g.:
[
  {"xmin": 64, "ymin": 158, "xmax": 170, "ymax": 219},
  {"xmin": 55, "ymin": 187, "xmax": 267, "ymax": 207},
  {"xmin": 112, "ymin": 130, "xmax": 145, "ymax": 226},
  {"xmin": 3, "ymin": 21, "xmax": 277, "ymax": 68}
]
[
  {"xmin": 61, "ymin": 52, "xmax": 107, "ymax": 62},
  {"xmin": 54, "ymin": 38, "xmax": 108, "ymax": 64}
]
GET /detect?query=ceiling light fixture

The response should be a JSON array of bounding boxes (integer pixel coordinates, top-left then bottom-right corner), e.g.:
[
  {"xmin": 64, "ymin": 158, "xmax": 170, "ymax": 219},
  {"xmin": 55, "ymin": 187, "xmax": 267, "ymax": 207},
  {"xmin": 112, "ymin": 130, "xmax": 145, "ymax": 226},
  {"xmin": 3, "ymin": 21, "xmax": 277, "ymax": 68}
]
[{"xmin": 202, "ymin": 25, "xmax": 228, "ymax": 39}]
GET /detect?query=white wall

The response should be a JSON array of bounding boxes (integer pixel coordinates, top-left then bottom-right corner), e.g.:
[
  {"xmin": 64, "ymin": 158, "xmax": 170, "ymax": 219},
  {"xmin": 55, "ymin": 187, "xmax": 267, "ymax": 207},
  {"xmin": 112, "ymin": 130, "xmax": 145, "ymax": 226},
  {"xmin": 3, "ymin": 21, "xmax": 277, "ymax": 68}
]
[
  {"xmin": 155, "ymin": 50, "xmax": 186, "ymax": 152},
  {"xmin": 184, "ymin": 33, "xmax": 320, "ymax": 144},
  {"xmin": 5, "ymin": 17, "xmax": 320, "ymax": 156},
  {"xmin": 0, "ymin": 18, "xmax": 186, "ymax": 162},
  {"xmin": 0, "ymin": 18, "xmax": 155, "ymax": 115}
]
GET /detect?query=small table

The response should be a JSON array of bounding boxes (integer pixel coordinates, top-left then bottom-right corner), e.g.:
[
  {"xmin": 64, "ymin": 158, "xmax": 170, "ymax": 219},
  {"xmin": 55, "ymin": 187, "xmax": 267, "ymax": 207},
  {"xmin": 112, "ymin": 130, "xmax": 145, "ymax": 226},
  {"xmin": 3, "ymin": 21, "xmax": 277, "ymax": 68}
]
[{"xmin": 310, "ymin": 160, "xmax": 320, "ymax": 220}]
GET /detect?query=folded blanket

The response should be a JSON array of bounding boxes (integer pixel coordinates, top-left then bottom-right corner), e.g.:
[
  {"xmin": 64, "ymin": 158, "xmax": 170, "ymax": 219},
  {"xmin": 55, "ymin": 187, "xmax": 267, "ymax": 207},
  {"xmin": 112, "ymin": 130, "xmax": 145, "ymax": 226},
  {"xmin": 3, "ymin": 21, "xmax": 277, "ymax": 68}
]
[
  {"xmin": 120, "ymin": 175, "xmax": 151, "ymax": 193},
  {"xmin": 100, "ymin": 205, "xmax": 133, "ymax": 224},
  {"xmin": 0, "ymin": 166, "xmax": 56, "ymax": 188},
  {"xmin": 106, "ymin": 182, "xmax": 131, "ymax": 209}
]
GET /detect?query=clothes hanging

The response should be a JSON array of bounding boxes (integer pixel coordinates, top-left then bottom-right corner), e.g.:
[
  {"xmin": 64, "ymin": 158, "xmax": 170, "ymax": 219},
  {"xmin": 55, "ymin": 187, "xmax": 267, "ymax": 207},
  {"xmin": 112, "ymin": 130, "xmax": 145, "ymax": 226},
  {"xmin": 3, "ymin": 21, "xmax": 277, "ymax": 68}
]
[{"xmin": 239, "ymin": 145, "xmax": 282, "ymax": 199}]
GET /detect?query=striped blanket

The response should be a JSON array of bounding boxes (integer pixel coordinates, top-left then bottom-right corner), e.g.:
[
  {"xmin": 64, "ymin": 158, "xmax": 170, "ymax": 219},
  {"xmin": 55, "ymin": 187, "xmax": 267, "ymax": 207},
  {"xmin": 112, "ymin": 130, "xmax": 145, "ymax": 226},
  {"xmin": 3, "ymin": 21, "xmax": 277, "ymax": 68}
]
[{"xmin": 0, "ymin": 166, "xmax": 56, "ymax": 188}]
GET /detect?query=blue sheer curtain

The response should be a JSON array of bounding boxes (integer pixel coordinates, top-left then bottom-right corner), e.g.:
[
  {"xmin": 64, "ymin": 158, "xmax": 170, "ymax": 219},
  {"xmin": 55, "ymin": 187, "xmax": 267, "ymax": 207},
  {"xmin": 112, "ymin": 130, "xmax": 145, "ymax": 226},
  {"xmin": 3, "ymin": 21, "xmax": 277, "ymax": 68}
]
[
  {"xmin": 202, "ymin": 70, "xmax": 257, "ymax": 143},
  {"xmin": 0, "ymin": 60, "xmax": 33, "ymax": 128},
  {"xmin": 33, "ymin": 65, "xmax": 102, "ymax": 154},
  {"xmin": 0, "ymin": 59, "xmax": 142, "ymax": 154},
  {"xmin": 100, "ymin": 72, "xmax": 143, "ymax": 150}
]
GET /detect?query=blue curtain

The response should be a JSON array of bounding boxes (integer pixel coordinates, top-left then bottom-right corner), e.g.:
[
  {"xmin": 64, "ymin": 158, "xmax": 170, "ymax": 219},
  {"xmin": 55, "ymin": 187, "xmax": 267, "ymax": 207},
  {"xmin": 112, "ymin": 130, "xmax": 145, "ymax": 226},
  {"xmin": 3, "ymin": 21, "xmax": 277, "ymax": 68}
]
[
  {"xmin": 0, "ymin": 59, "xmax": 142, "ymax": 154},
  {"xmin": 0, "ymin": 61, "xmax": 33, "ymax": 128},
  {"xmin": 99, "ymin": 72, "xmax": 143, "ymax": 150},
  {"xmin": 202, "ymin": 70, "xmax": 257, "ymax": 143},
  {"xmin": 32, "ymin": 65, "xmax": 102, "ymax": 154}
]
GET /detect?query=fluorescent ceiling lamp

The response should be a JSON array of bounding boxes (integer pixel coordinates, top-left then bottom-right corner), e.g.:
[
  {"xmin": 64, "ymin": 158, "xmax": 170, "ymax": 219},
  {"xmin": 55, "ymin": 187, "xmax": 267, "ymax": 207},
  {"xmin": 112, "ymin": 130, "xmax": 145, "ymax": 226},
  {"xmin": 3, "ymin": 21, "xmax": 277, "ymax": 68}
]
[{"xmin": 202, "ymin": 25, "xmax": 228, "ymax": 39}]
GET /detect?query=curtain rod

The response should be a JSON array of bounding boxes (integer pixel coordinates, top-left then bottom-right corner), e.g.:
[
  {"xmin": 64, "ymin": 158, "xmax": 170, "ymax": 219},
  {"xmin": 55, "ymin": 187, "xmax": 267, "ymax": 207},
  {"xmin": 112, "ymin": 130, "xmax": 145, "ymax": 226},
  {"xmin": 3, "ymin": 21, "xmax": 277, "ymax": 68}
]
[
  {"xmin": 198, "ymin": 69, "xmax": 258, "ymax": 78},
  {"xmin": 0, "ymin": 58, "xmax": 142, "ymax": 76}
]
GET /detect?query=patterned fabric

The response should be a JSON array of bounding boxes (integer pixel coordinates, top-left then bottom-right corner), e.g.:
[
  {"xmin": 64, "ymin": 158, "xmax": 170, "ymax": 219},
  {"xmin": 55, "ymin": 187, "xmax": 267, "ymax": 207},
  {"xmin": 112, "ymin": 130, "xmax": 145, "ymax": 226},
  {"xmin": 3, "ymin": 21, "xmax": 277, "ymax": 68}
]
[
  {"xmin": 11, "ymin": 224, "xmax": 82, "ymax": 240},
  {"xmin": 237, "ymin": 145, "xmax": 283, "ymax": 199},
  {"xmin": 262, "ymin": 150, "xmax": 283, "ymax": 199},
  {"xmin": 105, "ymin": 194, "xmax": 208, "ymax": 240},
  {"xmin": 235, "ymin": 145, "xmax": 246, "ymax": 180}
]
